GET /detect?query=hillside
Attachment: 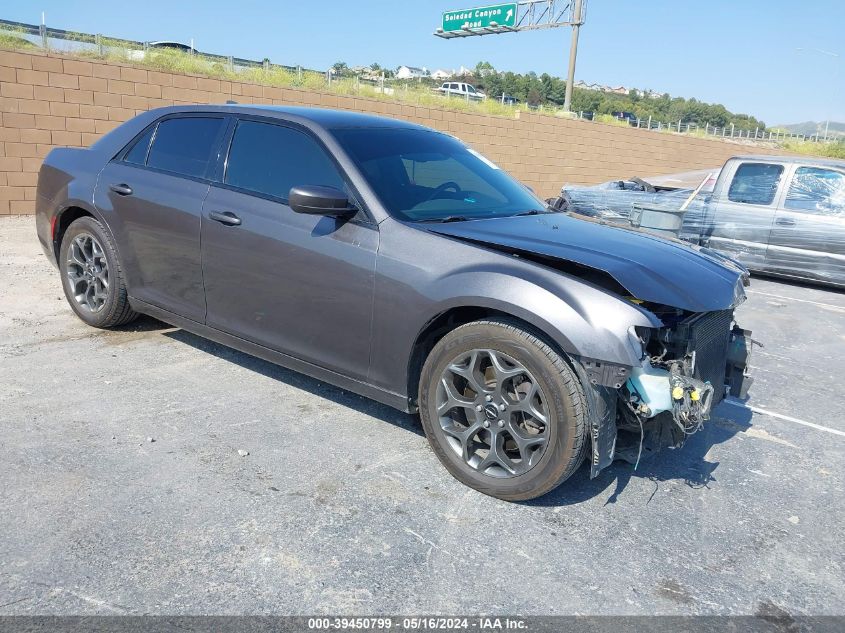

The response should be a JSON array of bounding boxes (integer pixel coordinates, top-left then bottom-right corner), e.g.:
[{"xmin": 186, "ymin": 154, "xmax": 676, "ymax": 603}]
[{"xmin": 779, "ymin": 120, "xmax": 845, "ymax": 138}]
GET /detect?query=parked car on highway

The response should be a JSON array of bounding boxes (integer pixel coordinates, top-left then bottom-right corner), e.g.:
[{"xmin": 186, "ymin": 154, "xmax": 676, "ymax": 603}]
[
  {"xmin": 561, "ymin": 155, "xmax": 845, "ymax": 288},
  {"xmin": 35, "ymin": 106, "xmax": 752, "ymax": 500},
  {"xmin": 437, "ymin": 82, "xmax": 485, "ymax": 100}
]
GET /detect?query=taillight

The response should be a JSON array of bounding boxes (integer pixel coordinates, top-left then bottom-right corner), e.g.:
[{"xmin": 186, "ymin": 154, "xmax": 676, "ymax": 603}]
[{"xmin": 50, "ymin": 214, "xmax": 59, "ymax": 240}]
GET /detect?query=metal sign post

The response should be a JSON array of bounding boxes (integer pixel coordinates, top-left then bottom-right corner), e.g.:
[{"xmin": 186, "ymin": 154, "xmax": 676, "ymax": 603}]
[
  {"xmin": 562, "ymin": 0, "xmax": 583, "ymax": 111},
  {"xmin": 434, "ymin": 0, "xmax": 586, "ymax": 111}
]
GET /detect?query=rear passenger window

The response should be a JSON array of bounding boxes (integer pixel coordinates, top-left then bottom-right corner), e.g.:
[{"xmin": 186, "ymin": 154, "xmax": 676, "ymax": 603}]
[
  {"xmin": 728, "ymin": 163, "xmax": 784, "ymax": 206},
  {"xmin": 123, "ymin": 126, "xmax": 155, "ymax": 165},
  {"xmin": 224, "ymin": 120, "xmax": 345, "ymax": 201},
  {"xmin": 785, "ymin": 167, "xmax": 845, "ymax": 213},
  {"xmin": 146, "ymin": 117, "xmax": 226, "ymax": 179}
]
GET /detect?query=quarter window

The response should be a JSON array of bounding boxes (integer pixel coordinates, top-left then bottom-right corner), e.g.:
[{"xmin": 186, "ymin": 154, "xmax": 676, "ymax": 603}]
[
  {"xmin": 123, "ymin": 126, "xmax": 155, "ymax": 166},
  {"xmin": 224, "ymin": 120, "xmax": 345, "ymax": 201},
  {"xmin": 146, "ymin": 117, "xmax": 226, "ymax": 179},
  {"xmin": 727, "ymin": 163, "xmax": 784, "ymax": 206}
]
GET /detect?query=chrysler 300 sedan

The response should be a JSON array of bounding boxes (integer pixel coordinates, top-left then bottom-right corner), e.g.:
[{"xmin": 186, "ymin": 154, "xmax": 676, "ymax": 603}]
[{"xmin": 35, "ymin": 105, "xmax": 753, "ymax": 500}]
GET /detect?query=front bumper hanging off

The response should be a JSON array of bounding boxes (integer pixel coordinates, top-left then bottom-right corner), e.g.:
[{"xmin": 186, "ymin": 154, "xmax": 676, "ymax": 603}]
[{"xmin": 579, "ymin": 316, "xmax": 754, "ymax": 478}]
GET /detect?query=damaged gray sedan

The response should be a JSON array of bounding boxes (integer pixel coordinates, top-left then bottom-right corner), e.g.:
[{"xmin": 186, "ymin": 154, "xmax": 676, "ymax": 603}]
[{"xmin": 35, "ymin": 105, "xmax": 752, "ymax": 500}]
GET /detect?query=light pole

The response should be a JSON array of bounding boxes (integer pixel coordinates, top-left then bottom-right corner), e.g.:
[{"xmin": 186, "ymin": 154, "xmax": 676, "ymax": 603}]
[
  {"xmin": 795, "ymin": 47, "xmax": 840, "ymax": 142},
  {"xmin": 563, "ymin": 0, "xmax": 585, "ymax": 112}
]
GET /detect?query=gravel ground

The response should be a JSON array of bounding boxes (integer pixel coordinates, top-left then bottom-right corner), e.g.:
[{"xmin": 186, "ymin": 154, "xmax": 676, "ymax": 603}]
[{"xmin": 0, "ymin": 214, "xmax": 843, "ymax": 616}]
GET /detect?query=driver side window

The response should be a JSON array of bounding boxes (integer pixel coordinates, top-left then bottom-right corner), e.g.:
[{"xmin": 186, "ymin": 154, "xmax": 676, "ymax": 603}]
[{"xmin": 727, "ymin": 162, "xmax": 783, "ymax": 206}]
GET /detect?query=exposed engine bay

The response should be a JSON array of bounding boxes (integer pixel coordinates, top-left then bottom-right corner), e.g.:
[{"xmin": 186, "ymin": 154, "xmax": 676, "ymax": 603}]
[{"xmin": 579, "ymin": 306, "xmax": 754, "ymax": 477}]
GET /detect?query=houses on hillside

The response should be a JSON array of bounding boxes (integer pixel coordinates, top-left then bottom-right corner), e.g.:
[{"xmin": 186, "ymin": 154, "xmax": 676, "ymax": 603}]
[
  {"xmin": 367, "ymin": 64, "xmax": 665, "ymax": 99},
  {"xmin": 397, "ymin": 65, "xmax": 476, "ymax": 80},
  {"xmin": 574, "ymin": 80, "xmax": 663, "ymax": 98},
  {"xmin": 396, "ymin": 65, "xmax": 429, "ymax": 79}
]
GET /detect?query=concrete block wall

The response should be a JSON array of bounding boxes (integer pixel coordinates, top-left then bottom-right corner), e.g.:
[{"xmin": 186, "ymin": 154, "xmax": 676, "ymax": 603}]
[{"xmin": 0, "ymin": 48, "xmax": 780, "ymax": 215}]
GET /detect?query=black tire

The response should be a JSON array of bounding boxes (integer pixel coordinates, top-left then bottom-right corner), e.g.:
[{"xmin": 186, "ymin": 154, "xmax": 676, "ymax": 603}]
[
  {"xmin": 58, "ymin": 216, "xmax": 138, "ymax": 328},
  {"xmin": 419, "ymin": 318, "xmax": 589, "ymax": 501}
]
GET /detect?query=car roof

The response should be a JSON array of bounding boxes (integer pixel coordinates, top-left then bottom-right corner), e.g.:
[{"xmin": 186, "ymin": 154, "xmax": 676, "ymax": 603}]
[
  {"xmin": 148, "ymin": 104, "xmax": 432, "ymax": 131},
  {"xmin": 730, "ymin": 154, "xmax": 845, "ymax": 169}
]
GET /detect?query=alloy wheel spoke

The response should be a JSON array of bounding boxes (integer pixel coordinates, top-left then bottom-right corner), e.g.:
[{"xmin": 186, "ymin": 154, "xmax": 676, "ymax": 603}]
[
  {"xmin": 505, "ymin": 422, "xmax": 547, "ymax": 462},
  {"xmin": 443, "ymin": 420, "xmax": 483, "ymax": 462},
  {"xmin": 70, "ymin": 245, "xmax": 87, "ymax": 268},
  {"xmin": 446, "ymin": 350, "xmax": 487, "ymax": 396},
  {"xmin": 512, "ymin": 382, "xmax": 549, "ymax": 424},
  {"xmin": 85, "ymin": 284, "xmax": 97, "ymax": 308},
  {"xmin": 75, "ymin": 236, "xmax": 92, "ymax": 263},
  {"xmin": 437, "ymin": 376, "xmax": 477, "ymax": 415},
  {"xmin": 93, "ymin": 280, "xmax": 107, "ymax": 304},
  {"xmin": 477, "ymin": 433, "xmax": 516, "ymax": 475},
  {"xmin": 488, "ymin": 350, "xmax": 525, "ymax": 398}
]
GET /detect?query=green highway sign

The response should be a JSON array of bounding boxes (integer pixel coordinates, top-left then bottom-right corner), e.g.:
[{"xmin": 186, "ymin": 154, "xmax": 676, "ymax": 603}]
[{"xmin": 441, "ymin": 3, "xmax": 518, "ymax": 33}]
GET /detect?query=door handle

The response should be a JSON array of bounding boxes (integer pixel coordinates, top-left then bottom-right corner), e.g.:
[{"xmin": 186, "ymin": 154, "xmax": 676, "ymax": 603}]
[
  {"xmin": 208, "ymin": 210, "xmax": 242, "ymax": 226},
  {"xmin": 775, "ymin": 217, "xmax": 796, "ymax": 227},
  {"xmin": 109, "ymin": 183, "xmax": 133, "ymax": 196}
]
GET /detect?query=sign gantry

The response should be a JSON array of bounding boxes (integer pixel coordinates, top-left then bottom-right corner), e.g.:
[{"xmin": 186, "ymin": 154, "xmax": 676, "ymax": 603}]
[{"xmin": 435, "ymin": 0, "xmax": 582, "ymax": 38}]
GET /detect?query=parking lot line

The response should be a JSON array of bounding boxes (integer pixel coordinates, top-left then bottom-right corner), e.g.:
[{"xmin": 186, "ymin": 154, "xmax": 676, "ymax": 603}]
[
  {"xmin": 744, "ymin": 404, "xmax": 845, "ymax": 437},
  {"xmin": 746, "ymin": 289, "xmax": 845, "ymax": 311}
]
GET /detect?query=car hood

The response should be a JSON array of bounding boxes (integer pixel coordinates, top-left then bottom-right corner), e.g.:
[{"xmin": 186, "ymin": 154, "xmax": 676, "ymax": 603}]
[{"xmin": 425, "ymin": 213, "xmax": 745, "ymax": 313}]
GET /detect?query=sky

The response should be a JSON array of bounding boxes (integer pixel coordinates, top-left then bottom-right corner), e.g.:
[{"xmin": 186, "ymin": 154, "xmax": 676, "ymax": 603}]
[{"xmin": 5, "ymin": 0, "xmax": 843, "ymax": 125}]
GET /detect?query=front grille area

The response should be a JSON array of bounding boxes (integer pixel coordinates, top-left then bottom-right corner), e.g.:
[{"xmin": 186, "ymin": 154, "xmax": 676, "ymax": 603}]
[{"xmin": 675, "ymin": 310, "xmax": 734, "ymax": 403}]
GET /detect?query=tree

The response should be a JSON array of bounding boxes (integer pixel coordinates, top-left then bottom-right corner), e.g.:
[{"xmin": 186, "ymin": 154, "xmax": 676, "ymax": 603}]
[
  {"xmin": 369, "ymin": 62, "xmax": 381, "ymax": 72},
  {"xmin": 475, "ymin": 60, "xmax": 495, "ymax": 77},
  {"xmin": 332, "ymin": 61, "xmax": 348, "ymax": 76},
  {"xmin": 470, "ymin": 65, "xmax": 768, "ymax": 131}
]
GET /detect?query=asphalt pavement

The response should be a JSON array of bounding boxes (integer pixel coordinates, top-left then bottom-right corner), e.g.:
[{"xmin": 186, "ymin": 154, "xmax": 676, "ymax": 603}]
[{"xmin": 0, "ymin": 215, "xmax": 843, "ymax": 616}]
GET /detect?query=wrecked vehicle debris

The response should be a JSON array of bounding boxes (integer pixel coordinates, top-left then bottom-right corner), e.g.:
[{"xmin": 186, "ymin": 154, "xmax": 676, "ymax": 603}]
[
  {"xmin": 36, "ymin": 105, "xmax": 751, "ymax": 500},
  {"xmin": 429, "ymin": 214, "xmax": 754, "ymax": 476},
  {"xmin": 557, "ymin": 155, "xmax": 845, "ymax": 288}
]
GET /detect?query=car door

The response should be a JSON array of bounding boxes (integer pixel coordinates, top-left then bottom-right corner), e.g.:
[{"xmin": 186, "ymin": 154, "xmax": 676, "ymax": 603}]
[
  {"xmin": 200, "ymin": 118, "xmax": 378, "ymax": 380},
  {"xmin": 705, "ymin": 161, "xmax": 783, "ymax": 271},
  {"xmin": 94, "ymin": 114, "xmax": 229, "ymax": 322},
  {"xmin": 766, "ymin": 165, "xmax": 845, "ymax": 285}
]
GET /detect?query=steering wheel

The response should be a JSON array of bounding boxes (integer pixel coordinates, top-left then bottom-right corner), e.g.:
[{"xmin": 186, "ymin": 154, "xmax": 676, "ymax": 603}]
[{"xmin": 423, "ymin": 181, "xmax": 462, "ymax": 204}]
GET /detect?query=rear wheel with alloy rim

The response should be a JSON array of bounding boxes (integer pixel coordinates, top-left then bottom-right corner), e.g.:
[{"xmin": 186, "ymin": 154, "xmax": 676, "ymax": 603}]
[
  {"xmin": 58, "ymin": 216, "xmax": 138, "ymax": 328},
  {"xmin": 419, "ymin": 319, "xmax": 589, "ymax": 501},
  {"xmin": 66, "ymin": 233, "xmax": 110, "ymax": 313}
]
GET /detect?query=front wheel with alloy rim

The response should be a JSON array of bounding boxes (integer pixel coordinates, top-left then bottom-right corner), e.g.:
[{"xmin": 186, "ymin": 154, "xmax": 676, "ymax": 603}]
[
  {"xmin": 58, "ymin": 216, "xmax": 138, "ymax": 328},
  {"xmin": 419, "ymin": 319, "xmax": 589, "ymax": 501}
]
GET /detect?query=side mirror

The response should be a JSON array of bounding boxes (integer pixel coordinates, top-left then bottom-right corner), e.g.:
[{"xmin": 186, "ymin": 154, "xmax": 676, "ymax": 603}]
[{"xmin": 289, "ymin": 185, "xmax": 356, "ymax": 217}]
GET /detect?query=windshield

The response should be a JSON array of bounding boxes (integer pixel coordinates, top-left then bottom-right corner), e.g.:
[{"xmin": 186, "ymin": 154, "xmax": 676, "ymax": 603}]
[{"xmin": 332, "ymin": 127, "xmax": 545, "ymax": 222}]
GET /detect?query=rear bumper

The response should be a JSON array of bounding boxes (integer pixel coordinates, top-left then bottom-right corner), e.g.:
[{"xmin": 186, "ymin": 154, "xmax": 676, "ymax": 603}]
[{"xmin": 34, "ymin": 194, "xmax": 58, "ymax": 268}]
